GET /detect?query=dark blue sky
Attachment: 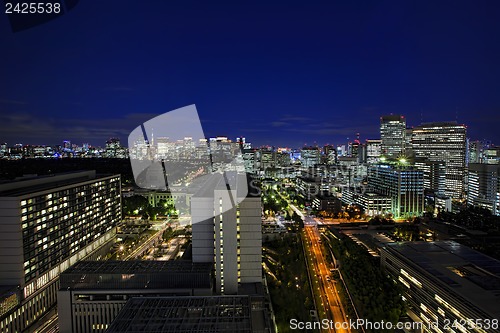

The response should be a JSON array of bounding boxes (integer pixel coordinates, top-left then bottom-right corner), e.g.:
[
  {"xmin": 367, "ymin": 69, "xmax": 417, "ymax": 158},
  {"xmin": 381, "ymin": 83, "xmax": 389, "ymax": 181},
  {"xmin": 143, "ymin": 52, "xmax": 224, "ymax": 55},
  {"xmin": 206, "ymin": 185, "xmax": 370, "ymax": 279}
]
[{"xmin": 1, "ymin": 1, "xmax": 499, "ymax": 148}]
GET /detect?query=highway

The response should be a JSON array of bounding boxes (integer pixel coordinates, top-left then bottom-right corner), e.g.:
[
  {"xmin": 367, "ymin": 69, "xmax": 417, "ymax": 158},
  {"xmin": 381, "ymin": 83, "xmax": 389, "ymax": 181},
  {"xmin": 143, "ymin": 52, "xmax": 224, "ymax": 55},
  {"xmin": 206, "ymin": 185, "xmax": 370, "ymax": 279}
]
[{"xmin": 303, "ymin": 215, "xmax": 351, "ymax": 333}]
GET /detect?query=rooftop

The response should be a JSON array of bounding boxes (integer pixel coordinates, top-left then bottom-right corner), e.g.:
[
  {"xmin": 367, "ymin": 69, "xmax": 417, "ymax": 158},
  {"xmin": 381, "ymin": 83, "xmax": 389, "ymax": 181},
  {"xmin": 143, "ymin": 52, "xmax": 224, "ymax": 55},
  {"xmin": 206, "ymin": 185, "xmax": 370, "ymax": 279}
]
[
  {"xmin": 0, "ymin": 170, "xmax": 116, "ymax": 197},
  {"xmin": 385, "ymin": 241, "xmax": 500, "ymax": 319},
  {"xmin": 60, "ymin": 260, "xmax": 213, "ymax": 290},
  {"xmin": 191, "ymin": 172, "xmax": 259, "ymax": 199},
  {"xmin": 106, "ymin": 296, "xmax": 271, "ymax": 333}
]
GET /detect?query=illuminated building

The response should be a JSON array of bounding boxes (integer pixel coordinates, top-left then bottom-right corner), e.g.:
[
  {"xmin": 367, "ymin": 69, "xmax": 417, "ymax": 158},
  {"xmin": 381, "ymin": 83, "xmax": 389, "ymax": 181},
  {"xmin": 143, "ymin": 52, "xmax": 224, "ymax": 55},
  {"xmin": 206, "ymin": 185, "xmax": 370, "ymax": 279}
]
[
  {"xmin": 467, "ymin": 163, "xmax": 500, "ymax": 215},
  {"xmin": 411, "ymin": 122, "xmax": 467, "ymax": 199},
  {"xmin": 0, "ymin": 142, "xmax": 7, "ymax": 157},
  {"xmin": 381, "ymin": 241, "xmax": 500, "ymax": 333},
  {"xmin": 365, "ymin": 139, "xmax": 382, "ymax": 164},
  {"xmin": 367, "ymin": 164, "xmax": 424, "ymax": 218},
  {"xmin": 0, "ymin": 171, "xmax": 121, "ymax": 333},
  {"xmin": 104, "ymin": 138, "xmax": 128, "ymax": 158},
  {"xmin": 191, "ymin": 173, "xmax": 261, "ymax": 295},
  {"xmin": 380, "ymin": 115, "xmax": 406, "ymax": 158},
  {"xmin": 323, "ymin": 145, "xmax": 337, "ymax": 165},
  {"xmin": 340, "ymin": 189, "xmax": 392, "ymax": 216},
  {"xmin": 242, "ymin": 148, "xmax": 257, "ymax": 174},
  {"xmin": 482, "ymin": 147, "xmax": 500, "ymax": 164},
  {"xmin": 260, "ymin": 150, "xmax": 276, "ymax": 170},
  {"xmin": 63, "ymin": 140, "xmax": 71, "ymax": 150},
  {"xmin": 276, "ymin": 151, "xmax": 291, "ymax": 167},
  {"xmin": 300, "ymin": 146, "xmax": 320, "ymax": 168},
  {"xmin": 414, "ymin": 159, "xmax": 446, "ymax": 195}
]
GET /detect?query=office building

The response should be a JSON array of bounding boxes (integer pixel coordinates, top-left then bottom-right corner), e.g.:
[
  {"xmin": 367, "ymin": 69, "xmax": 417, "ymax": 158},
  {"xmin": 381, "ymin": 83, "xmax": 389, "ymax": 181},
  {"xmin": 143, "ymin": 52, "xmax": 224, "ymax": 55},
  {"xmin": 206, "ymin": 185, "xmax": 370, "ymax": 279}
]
[
  {"xmin": 434, "ymin": 194, "xmax": 452, "ymax": 213},
  {"xmin": 323, "ymin": 145, "xmax": 337, "ymax": 165},
  {"xmin": 340, "ymin": 189, "xmax": 392, "ymax": 217},
  {"xmin": 301, "ymin": 146, "xmax": 320, "ymax": 168},
  {"xmin": 482, "ymin": 147, "xmax": 500, "ymax": 164},
  {"xmin": 276, "ymin": 151, "xmax": 291, "ymax": 167},
  {"xmin": 365, "ymin": 139, "xmax": 381, "ymax": 164},
  {"xmin": 191, "ymin": 173, "xmax": 261, "ymax": 295},
  {"xmin": 411, "ymin": 122, "xmax": 467, "ymax": 199},
  {"xmin": 414, "ymin": 159, "xmax": 446, "ymax": 195},
  {"xmin": 58, "ymin": 260, "xmax": 213, "ymax": 333},
  {"xmin": 380, "ymin": 115, "xmax": 406, "ymax": 158},
  {"xmin": 0, "ymin": 171, "xmax": 121, "ymax": 333},
  {"xmin": 260, "ymin": 150, "xmax": 276, "ymax": 171},
  {"xmin": 106, "ymin": 295, "xmax": 272, "ymax": 333},
  {"xmin": 349, "ymin": 139, "xmax": 361, "ymax": 159},
  {"xmin": 0, "ymin": 142, "xmax": 7, "ymax": 157},
  {"xmin": 468, "ymin": 140, "xmax": 481, "ymax": 165},
  {"xmin": 467, "ymin": 163, "xmax": 500, "ymax": 215},
  {"xmin": 381, "ymin": 241, "xmax": 500, "ymax": 333},
  {"xmin": 242, "ymin": 148, "xmax": 257, "ymax": 174},
  {"xmin": 368, "ymin": 164, "xmax": 424, "ymax": 218},
  {"xmin": 337, "ymin": 157, "xmax": 367, "ymax": 188}
]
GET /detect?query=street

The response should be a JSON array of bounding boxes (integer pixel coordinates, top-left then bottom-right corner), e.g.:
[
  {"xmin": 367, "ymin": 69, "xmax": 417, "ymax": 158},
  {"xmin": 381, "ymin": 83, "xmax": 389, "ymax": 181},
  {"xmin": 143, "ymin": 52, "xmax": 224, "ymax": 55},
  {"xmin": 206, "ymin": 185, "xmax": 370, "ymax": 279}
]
[{"xmin": 303, "ymin": 215, "xmax": 350, "ymax": 333}]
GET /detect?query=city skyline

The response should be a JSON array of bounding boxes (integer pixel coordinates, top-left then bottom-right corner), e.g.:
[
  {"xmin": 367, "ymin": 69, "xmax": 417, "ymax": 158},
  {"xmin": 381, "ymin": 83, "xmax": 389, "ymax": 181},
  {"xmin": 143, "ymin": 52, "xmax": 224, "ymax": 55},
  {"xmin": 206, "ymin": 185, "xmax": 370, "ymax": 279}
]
[
  {"xmin": 2, "ymin": 2, "xmax": 500, "ymax": 333},
  {"xmin": 1, "ymin": 1, "xmax": 500, "ymax": 147},
  {"xmin": 0, "ymin": 114, "xmax": 493, "ymax": 150}
]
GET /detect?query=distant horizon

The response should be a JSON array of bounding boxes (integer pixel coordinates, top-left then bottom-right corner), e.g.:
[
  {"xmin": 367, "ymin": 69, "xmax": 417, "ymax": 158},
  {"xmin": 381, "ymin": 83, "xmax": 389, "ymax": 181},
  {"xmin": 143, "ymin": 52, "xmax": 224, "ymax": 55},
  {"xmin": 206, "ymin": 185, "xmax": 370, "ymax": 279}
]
[
  {"xmin": 0, "ymin": 113, "xmax": 494, "ymax": 149},
  {"xmin": 2, "ymin": 1, "xmax": 499, "ymax": 150}
]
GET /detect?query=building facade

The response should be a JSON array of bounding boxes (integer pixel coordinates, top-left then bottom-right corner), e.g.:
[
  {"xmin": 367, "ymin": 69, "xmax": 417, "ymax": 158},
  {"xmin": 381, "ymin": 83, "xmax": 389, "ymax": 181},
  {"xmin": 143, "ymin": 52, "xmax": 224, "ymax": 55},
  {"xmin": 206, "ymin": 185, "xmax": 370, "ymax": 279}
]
[
  {"xmin": 381, "ymin": 241, "xmax": 500, "ymax": 333},
  {"xmin": 0, "ymin": 171, "xmax": 121, "ymax": 333},
  {"xmin": 367, "ymin": 164, "xmax": 424, "ymax": 219},
  {"xmin": 191, "ymin": 173, "xmax": 262, "ymax": 295},
  {"xmin": 340, "ymin": 189, "xmax": 392, "ymax": 217},
  {"xmin": 57, "ymin": 260, "xmax": 213, "ymax": 333},
  {"xmin": 365, "ymin": 139, "xmax": 382, "ymax": 164},
  {"xmin": 467, "ymin": 163, "xmax": 500, "ymax": 215},
  {"xmin": 301, "ymin": 147, "xmax": 321, "ymax": 168},
  {"xmin": 380, "ymin": 115, "xmax": 406, "ymax": 158},
  {"xmin": 411, "ymin": 122, "xmax": 467, "ymax": 199}
]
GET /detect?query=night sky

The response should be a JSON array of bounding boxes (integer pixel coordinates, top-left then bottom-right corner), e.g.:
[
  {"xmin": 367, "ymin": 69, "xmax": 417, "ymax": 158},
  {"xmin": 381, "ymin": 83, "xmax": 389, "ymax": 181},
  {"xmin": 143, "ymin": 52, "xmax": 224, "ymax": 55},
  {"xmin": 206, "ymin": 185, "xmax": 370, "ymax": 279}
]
[{"xmin": 1, "ymin": 1, "xmax": 500, "ymax": 148}]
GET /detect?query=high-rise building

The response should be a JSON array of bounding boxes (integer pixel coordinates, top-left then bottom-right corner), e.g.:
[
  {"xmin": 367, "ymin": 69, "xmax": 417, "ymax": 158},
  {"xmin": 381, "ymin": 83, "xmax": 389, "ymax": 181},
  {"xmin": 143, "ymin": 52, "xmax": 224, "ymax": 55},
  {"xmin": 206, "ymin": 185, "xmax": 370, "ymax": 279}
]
[
  {"xmin": 301, "ymin": 146, "xmax": 320, "ymax": 168},
  {"xmin": 414, "ymin": 158, "xmax": 446, "ymax": 195},
  {"xmin": 242, "ymin": 148, "xmax": 257, "ymax": 174},
  {"xmin": 0, "ymin": 171, "xmax": 121, "ymax": 332},
  {"xmin": 191, "ymin": 173, "xmax": 261, "ymax": 295},
  {"xmin": 367, "ymin": 164, "xmax": 424, "ymax": 218},
  {"xmin": 260, "ymin": 150, "xmax": 276, "ymax": 171},
  {"xmin": 381, "ymin": 241, "xmax": 500, "ymax": 333},
  {"xmin": 104, "ymin": 138, "xmax": 127, "ymax": 158},
  {"xmin": 365, "ymin": 139, "xmax": 381, "ymax": 164},
  {"xmin": 0, "ymin": 142, "xmax": 7, "ymax": 156},
  {"xmin": 63, "ymin": 140, "xmax": 71, "ymax": 150},
  {"xmin": 336, "ymin": 144, "xmax": 347, "ymax": 157},
  {"xmin": 483, "ymin": 147, "xmax": 500, "ymax": 164},
  {"xmin": 467, "ymin": 163, "xmax": 500, "ymax": 215},
  {"xmin": 380, "ymin": 115, "xmax": 406, "ymax": 158},
  {"xmin": 411, "ymin": 122, "xmax": 467, "ymax": 199},
  {"xmin": 349, "ymin": 138, "xmax": 361, "ymax": 159},
  {"xmin": 322, "ymin": 145, "xmax": 337, "ymax": 165}
]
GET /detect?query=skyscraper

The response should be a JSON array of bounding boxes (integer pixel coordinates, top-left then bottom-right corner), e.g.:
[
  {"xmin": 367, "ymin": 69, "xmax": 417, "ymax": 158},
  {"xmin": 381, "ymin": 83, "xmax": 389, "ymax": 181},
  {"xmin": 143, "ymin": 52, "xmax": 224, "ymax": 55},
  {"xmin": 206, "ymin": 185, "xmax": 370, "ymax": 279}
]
[
  {"xmin": 191, "ymin": 173, "xmax": 261, "ymax": 295},
  {"xmin": 367, "ymin": 164, "xmax": 424, "ymax": 218},
  {"xmin": 365, "ymin": 139, "xmax": 382, "ymax": 164},
  {"xmin": 301, "ymin": 146, "xmax": 320, "ymax": 168},
  {"xmin": 411, "ymin": 122, "xmax": 467, "ymax": 199},
  {"xmin": 467, "ymin": 163, "xmax": 500, "ymax": 215},
  {"xmin": 0, "ymin": 171, "xmax": 121, "ymax": 332},
  {"xmin": 380, "ymin": 115, "xmax": 406, "ymax": 158}
]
